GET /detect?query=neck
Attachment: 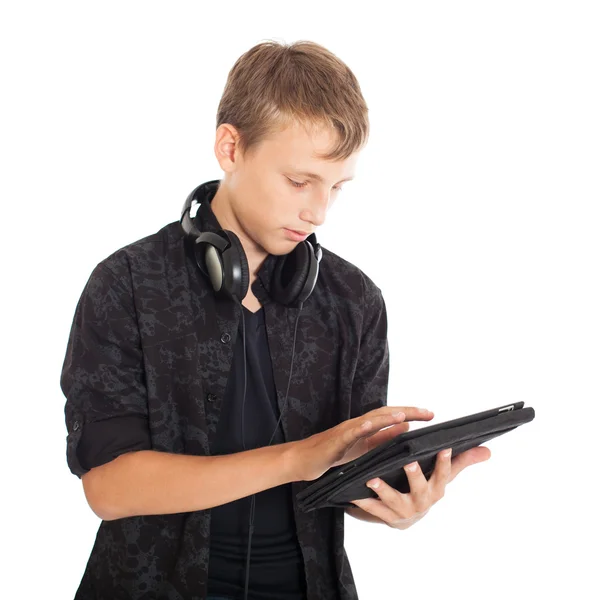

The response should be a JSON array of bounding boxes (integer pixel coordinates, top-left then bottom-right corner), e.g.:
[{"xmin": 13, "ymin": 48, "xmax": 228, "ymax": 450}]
[{"xmin": 209, "ymin": 183, "xmax": 267, "ymax": 289}]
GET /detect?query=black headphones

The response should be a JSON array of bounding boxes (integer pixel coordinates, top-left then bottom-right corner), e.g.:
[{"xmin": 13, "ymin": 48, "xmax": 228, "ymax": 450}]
[{"xmin": 180, "ymin": 180, "xmax": 322, "ymax": 307}]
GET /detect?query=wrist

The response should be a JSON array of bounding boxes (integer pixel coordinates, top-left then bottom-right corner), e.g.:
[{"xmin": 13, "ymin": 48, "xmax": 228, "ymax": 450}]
[{"xmin": 281, "ymin": 440, "xmax": 302, "ymax": 483}]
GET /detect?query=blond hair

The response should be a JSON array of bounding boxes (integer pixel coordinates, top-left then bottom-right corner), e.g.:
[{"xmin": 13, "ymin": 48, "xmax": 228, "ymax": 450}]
[{"xmin": 216, "ymin": 40, "xmax": 369, "ymax": 161}]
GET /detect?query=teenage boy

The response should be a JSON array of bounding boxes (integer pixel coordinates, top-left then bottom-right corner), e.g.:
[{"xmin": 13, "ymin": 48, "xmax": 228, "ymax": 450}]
[{"xmin": 61, "ymin": 40, "xmax": 490, "ymax": 600}]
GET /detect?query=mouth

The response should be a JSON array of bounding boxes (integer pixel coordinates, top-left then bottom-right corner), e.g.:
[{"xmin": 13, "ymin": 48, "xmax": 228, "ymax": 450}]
[{"xmin": 284, "ymin": 228, "xmax": 310, "ymax": 242}]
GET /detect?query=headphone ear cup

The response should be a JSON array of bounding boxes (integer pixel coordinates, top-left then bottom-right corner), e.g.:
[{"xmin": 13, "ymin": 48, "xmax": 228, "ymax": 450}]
[
  {"xmin": 202, "ymin": 244, "xmax": 225, "ymax": 293},
  {"xmin": 191, "ymin": 237, "xmax": 218, "ymax": 285},
  {"xmin": 221, "ymin": 230, "xmax": 250, "ymax": 301},
  {"xmin": 271, "ymin": 241, "xmax": 314, "ymax": 306}
]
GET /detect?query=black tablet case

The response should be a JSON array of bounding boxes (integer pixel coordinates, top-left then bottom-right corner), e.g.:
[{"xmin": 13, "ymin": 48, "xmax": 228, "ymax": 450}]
[{"xmin": 296, "ymin": 402, "xmax": 535, "ymax": 512}]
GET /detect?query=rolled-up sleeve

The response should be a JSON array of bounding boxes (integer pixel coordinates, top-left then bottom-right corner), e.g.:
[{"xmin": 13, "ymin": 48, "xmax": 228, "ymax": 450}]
[
  {"xmin": 60, "ymin": 262, "xmax": 152, "ymax": 478},
  {"xmin": 350, "ymin": 278, "xmax": 390, "ymax": 418}
]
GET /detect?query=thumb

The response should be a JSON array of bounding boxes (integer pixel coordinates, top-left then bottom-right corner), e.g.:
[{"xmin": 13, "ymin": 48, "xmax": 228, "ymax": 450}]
[{"xmin": 448, "ymin": 446, "xmax": 492, "ymax": 483}]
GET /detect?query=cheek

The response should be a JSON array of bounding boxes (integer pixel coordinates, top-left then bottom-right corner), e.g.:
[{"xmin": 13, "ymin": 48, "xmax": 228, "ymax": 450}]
[
  {"xmin": 241, "ymin": 205, "xmax": 280, "ymax": 245},
  {"xmin": 257, "ymin": 197, "xmax": 286, "ymax": 226}
]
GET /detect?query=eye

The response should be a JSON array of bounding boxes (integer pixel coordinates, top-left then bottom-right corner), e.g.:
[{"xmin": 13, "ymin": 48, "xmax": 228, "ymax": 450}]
[
  {"xmin": 287, "ymin": 177, "xmax": 344, "ymax": 192},
  {"xmin": 288, "ymin": 179, "xmax": 308, "ymax": 188}
]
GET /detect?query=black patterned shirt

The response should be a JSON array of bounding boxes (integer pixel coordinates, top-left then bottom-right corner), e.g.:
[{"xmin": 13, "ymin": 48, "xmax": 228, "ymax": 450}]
[{"xmin": 61, "ymin": 180, "xmax": 390, "ymax": 599}]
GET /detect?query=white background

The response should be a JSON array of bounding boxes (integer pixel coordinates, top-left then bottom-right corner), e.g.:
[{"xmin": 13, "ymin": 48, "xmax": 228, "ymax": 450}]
[{"xmin": 1, "ymin": 1, "xmax": 598, "ymax": 598}]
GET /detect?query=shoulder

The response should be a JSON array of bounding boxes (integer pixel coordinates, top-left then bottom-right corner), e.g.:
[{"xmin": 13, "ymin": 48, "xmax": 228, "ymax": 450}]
[
  {"xmin": 317, "ymin": 245, "xmax": 384, "ymax": 308},
  {"xmin": 91, "ymin": 220, "xmax": 184, "ymax": 290}
]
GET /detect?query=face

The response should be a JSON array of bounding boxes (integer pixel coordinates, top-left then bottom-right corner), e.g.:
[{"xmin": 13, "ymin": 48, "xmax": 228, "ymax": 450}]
[{"xmin": 213, "ymin": 120, "xmax": 359, "ymax": 257}]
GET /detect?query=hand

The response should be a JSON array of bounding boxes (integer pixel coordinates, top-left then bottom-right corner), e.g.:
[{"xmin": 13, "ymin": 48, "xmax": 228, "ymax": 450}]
[
  {"xmin": 289, "ymin": 406, "xmax": 410, "ymax": 482},
  {"xmin": 350, "ymin": 446, "xmax": 492, "ymax": 530},
  {"xmin": 332, "ymin": 406, "xmax": 434, "ymax": 466}
]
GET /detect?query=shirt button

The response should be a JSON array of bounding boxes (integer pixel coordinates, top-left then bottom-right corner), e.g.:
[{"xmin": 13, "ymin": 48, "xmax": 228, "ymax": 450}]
[
  {"xmin": 206, "ymin": 393, "xmax": 217, "ymax": 403},
  {"xmin": 220, "ymin": 332, "xmax": 231, "ymax": 344},
  {"xmin": 73, "ymin": 421, "xmax": 80, "ymax": 431}
]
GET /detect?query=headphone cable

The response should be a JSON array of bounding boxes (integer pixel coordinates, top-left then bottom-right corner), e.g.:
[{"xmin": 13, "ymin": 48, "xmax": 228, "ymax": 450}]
[{"xmin": 239, "ymin": 298, "xmax": 303, "ymax": 600}]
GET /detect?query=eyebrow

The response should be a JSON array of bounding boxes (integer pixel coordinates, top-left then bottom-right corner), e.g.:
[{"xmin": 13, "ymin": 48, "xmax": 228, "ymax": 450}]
[{"xmin": 292, "ymin": 170, "xmax": 355, "ymax": 184}]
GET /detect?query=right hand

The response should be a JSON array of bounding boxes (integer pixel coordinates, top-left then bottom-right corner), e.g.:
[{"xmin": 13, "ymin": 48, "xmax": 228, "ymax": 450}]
[{"xmin": 289, "ymin": 406, "xmax": 427, "ymax": 482}]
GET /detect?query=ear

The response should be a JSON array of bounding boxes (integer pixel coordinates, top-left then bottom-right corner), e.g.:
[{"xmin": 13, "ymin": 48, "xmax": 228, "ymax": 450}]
[{"xmin": 214, "ymin": 123, "xmax": 242, "ymax": 173}]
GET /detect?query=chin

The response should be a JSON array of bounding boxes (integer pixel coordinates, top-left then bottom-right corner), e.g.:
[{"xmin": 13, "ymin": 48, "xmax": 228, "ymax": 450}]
[{"xmin": 263, "ymin": 236, "xmax": 299, "ymax": 256}]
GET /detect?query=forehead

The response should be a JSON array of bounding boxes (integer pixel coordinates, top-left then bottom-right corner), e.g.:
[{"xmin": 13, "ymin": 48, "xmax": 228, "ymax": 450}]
[
  {"xmin": 266, "ymin": 120, "xmax": 335, "ymax": 154},
  {"xmin": 257, "ymin": 120, "xmax": 359, "ymax": 176}
]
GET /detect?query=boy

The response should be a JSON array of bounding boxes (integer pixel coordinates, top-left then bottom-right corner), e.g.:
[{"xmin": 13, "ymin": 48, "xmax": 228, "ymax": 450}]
[{"xmin": 61, "ymin": 39, "xmax": 489, "ymax": 600}]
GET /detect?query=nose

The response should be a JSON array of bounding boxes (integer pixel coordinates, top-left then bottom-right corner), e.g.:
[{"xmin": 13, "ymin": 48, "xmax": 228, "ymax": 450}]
[{"xmin": 300, "ymin": 189, "xmax": 333, "ymax": 227}]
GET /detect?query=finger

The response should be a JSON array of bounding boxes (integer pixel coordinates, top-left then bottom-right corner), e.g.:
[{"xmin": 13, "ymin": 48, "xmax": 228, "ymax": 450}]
[
  {"xmin": 364, "ymin": 422, "xmax": 410, "ymax": 446},
  {"xmin": 448, "ymin": 446, "xmax": 492, "ymax": 484},
  {"xmin": 369, "ymin": 406, "xmax": 411, "ymax": 417},
  {"xmin": 357, "ymin": 411, "xmax": 407, "ymax": 435},
  {"xmin": 352, "ymin": 498, "xmax": 429, "ymax": 530},
  {"xmin": 428, "ymin": 448, "xmax": 453, "ymax": 500},
  {"xmin": 402, "ymin": 461, "xmax": 430, "ymax": 510},
  {"xmin": 351, "ymin": 497, "xmax": 400, "ymax": 524},
  {"xmin": 336, "ymin": 422, "xmax": 411, "ymax": 467},
  {"xmin": 361, "ymin": 424, "xmax": 406, "ymax": 456},
  {"xmin": 365, "ymin": 477, "xmax": 413, "ymax": 515},
  {"xmin": 342, "ymin": 412, "xmax": 406, "ymax": 447},
  {"xmin": 396, "ymin": 407, "xmax": 435, "ymax": 422},
  {"xmin": 370, "ymin": 405, "xmax": 434, "ymax": 422}
]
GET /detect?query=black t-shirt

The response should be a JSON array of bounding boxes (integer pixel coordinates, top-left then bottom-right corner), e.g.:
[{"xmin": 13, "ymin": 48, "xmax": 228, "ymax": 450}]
[{"xmin": 207, "ymin": 305, "xmax": 306, "ymax": 600}]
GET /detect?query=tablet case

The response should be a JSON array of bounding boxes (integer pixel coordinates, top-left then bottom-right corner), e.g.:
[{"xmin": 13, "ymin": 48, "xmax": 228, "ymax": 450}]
[{"xmin": 296, "ymin": 401, "xmax": 535, "ymax": 512}]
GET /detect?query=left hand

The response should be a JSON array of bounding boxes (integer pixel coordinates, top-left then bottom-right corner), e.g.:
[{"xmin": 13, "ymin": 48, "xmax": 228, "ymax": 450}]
[{"xmin": 350, "ymin": 445, "xmax": 492, "ymax": 529}]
